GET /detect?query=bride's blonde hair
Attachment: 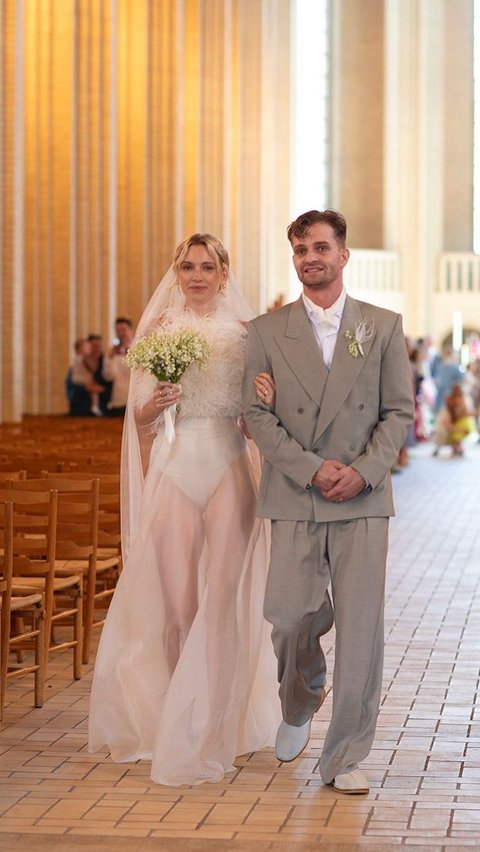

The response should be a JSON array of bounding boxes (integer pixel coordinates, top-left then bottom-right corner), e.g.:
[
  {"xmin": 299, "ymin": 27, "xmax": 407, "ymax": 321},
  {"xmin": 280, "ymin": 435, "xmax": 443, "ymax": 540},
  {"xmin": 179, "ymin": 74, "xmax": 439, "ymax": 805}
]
[{"xmin": 173, "ymin": 233, "xmax": 230, "ymax": 276}]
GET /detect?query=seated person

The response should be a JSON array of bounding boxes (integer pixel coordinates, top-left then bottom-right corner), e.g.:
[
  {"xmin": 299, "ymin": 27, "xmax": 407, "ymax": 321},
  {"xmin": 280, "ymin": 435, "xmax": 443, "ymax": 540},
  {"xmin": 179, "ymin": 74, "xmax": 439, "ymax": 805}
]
[{"xmin": 67, "ymin": 338, "xmax": 106, "ymax": 416}]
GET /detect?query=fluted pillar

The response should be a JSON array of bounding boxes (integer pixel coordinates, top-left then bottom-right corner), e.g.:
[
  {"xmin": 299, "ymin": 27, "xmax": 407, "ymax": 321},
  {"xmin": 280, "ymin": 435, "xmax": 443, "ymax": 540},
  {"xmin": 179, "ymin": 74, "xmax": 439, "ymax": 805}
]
[{"xmin": 0, "ymin": 0, "xmax": 25, "ymax": 422}]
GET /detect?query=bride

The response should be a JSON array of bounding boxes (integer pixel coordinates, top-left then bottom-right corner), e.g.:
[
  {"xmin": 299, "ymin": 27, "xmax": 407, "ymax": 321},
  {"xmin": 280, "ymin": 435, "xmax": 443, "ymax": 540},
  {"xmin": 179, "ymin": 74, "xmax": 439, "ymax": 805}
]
[{"xmin": 88, "ymin": 233, "xmax": 279, "ymax": 785}]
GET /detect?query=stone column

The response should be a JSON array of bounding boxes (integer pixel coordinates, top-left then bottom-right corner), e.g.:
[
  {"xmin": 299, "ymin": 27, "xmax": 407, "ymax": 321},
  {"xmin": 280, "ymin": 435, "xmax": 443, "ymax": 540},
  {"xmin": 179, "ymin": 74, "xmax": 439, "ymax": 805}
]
[
  {"xmin": 383, "ymin": 0, "xmax": 446, "ymax": 337},
  {"xmin": 330, "ymin": 0, "xmax": 385, "ymax": 248}
]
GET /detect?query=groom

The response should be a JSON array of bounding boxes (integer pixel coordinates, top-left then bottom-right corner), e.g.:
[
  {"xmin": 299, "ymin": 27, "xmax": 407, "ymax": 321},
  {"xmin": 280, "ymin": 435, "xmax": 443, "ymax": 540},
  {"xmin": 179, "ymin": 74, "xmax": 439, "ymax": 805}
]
[{"xmin": 243, "ymin": 209, "xmax": 413, "ymax": 794}]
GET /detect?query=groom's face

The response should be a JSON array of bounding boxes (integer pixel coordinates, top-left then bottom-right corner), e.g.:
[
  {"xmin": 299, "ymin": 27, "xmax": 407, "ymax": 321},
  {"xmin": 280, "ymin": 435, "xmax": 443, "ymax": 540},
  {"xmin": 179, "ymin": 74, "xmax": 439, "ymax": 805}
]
[{"xmin": 291, "ymin": 222, "xmax": 349, "ymax": 293}]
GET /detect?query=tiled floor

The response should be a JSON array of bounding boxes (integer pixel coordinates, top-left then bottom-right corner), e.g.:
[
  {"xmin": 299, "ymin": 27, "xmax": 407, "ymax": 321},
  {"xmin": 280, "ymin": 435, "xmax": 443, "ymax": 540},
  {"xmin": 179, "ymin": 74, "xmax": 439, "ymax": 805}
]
[{"xmin": 1, "ymin": 439, "xmax": 480, "ymax": 851}]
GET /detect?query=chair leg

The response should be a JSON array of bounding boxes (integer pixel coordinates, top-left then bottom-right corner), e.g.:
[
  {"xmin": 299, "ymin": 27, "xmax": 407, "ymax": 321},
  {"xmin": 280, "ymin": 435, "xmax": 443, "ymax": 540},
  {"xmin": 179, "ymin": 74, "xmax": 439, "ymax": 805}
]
[
  {"xmin": 82, "ymin": 568, "xmax": 95, "ymax": 665},
  {"xmin": 0, "ymin": 610, "xmax": 9, "ymax": 723},
  {"xmin": 74, "ymin": 583, "xmax": 83, "ymax": 679},
  {"xmin": 14, "ymin": 616, "xmax": 25, "ymax": 663},
  {"xmin": 43, "ymin": 587, "xmax": 54, "ymax": 663},
  {"xmin": 49, "ymin": 600, "xmax": 58, "ymax": 646},
  {"xmin": 34, "ymin": 607, "xmax": 45, "ymax": 708}
]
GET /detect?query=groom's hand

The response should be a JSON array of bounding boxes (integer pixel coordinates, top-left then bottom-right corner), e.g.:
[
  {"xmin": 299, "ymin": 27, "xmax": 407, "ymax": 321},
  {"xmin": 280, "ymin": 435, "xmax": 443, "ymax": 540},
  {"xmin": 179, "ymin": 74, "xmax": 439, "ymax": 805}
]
[
  {"xmin": 321, "ymin": 466, "xmax": 366, "ymax": 502},
  {"xmin": 311, "ymin": 460, "xmax": 345, "ymax": 491}
]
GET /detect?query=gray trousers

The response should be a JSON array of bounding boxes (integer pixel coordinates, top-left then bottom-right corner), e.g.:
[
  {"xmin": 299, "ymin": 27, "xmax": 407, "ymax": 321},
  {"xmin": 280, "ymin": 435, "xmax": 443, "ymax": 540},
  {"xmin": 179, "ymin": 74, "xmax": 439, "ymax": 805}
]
[{"xmin": 264, "ymin": 517, "xmax": 388, "ymax": 783}]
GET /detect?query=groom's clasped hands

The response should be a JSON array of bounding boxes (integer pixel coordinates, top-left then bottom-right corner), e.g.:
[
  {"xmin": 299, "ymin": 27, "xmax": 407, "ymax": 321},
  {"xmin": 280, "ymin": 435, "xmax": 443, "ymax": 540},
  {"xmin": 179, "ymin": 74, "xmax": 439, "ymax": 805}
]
[{"xmin": 312, "ymin": 459, "xmax": 365, "ymax": 503}]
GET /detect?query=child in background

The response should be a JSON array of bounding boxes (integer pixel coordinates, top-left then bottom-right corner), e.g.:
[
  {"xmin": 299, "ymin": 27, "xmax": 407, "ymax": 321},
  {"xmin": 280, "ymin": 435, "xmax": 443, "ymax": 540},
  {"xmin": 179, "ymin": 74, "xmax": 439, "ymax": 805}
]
[
  {"xmin": 70, "ymin": 339, "xmax": 104, "ymax": 416},
  {"xmin": 433, "ymin": 384, "xmax": 474, "ymax": 457}
]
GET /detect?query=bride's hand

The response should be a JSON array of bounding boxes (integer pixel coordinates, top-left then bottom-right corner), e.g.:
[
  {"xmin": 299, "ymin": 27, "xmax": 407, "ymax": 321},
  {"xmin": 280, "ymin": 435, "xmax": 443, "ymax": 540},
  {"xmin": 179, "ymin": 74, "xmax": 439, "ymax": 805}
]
[
  {"xmin": 255, "ymin": 372, "xmax": 276, "ymax": 407},
  {"xmin": 154, "ymin": 381, "xmax": 182, "ymax": 411}
]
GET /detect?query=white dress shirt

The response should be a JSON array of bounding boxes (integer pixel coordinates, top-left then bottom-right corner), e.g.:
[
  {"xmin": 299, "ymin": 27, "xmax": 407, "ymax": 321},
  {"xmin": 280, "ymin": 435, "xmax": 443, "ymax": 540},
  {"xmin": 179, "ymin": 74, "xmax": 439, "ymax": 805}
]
[{"xmin": 302, "ymin": 288, "xmax": 346, "ymax": 369}]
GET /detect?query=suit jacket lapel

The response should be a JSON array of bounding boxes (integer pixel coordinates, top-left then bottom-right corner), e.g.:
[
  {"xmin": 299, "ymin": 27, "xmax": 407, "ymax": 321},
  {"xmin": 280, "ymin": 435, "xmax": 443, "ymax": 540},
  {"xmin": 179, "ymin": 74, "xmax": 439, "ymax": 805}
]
[
  {"xmin": 313, "ymin": 296, "xmax": 376, "ymax": 443},
  {"xmin": 274, "ymin": 298, "xmax": 329, "ymax": 407}
]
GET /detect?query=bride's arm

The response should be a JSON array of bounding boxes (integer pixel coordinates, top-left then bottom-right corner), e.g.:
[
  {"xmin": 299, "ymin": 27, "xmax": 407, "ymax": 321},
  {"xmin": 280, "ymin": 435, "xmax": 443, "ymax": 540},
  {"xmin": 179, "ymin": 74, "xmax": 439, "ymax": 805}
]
[
  {"xmin": 132, "ymin": 315, "xmax": 184, "ymax": 427},
  {"xmin": 134, "ymin": 382, "xmax": 182, "ymax": 427}
]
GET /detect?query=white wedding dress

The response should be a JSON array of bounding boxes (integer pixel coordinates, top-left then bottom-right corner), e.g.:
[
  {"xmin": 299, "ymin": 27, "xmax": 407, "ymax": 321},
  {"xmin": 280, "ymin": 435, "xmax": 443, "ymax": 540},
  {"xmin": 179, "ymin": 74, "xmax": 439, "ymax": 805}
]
[{"xmin": 88, "ymin": 312, "xmax": 280, "ymax": 785}]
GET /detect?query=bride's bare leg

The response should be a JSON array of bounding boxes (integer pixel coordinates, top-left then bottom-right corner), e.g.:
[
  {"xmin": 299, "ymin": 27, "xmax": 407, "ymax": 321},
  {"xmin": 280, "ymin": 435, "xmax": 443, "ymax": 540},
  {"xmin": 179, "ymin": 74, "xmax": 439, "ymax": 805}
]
[
  {"xmin": 203, "ymin": 453, "xmax": 257, "ymax": 724},
  {"xmin": 152, "ymin": 478, "xmax": 204, "ymax": 672}
]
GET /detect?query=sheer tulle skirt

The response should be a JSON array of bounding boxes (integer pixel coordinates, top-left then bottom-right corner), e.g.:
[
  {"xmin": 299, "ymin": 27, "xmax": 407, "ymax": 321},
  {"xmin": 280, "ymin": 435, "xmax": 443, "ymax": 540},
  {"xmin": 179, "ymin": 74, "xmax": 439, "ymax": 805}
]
[{"xmin": 88, "ymin": 417, "xmax": 279, "ymax": 785}]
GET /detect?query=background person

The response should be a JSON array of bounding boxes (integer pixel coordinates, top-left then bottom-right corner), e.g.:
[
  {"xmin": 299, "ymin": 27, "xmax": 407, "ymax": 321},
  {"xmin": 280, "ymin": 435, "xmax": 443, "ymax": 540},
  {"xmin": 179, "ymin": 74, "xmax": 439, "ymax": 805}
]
[
  {"xmin": 83, "ymin": 334, "xmax": 112, "ymax": 415},
  {"xmin": 432, "ymin": 344, "xmax": 463, "ymax": 415},
  {"xmin": 67, "ymin": 338, "xmax": 105, "ymax": 416},
  {"xmin": 433, "ymin": 383, "xmax": 475, "ymax": 457},
  {"xmin": 103, "ymin": 317, "xmax": 135, "ymax": 416}
]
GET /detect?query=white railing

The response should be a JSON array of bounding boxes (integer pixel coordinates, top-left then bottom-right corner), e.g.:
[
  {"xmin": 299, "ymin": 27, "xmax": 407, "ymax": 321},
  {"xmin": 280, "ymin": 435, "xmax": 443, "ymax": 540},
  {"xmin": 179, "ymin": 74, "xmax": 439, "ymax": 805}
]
[
  {"xmin": 344, "ymin": 249, "xmax": 400, "ymax": 293},
  {"xmin": 321, "ymin": 250, "xmax": 478, "ymax": 343},
  {"xmin": 438, "ymin": 253, "xmax": 480, "ymax": 294},
  {"xmin": 342, "ymin": 249, "xmax": 403, "ymax": 314}
]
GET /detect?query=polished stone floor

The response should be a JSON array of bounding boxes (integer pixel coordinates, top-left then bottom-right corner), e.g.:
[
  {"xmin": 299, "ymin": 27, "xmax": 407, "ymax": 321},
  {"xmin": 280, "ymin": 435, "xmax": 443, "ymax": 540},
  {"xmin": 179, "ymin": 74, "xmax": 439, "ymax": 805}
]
[{"xmin": 1, "ymin": 439, "xmax": 479, "ymax": 851}]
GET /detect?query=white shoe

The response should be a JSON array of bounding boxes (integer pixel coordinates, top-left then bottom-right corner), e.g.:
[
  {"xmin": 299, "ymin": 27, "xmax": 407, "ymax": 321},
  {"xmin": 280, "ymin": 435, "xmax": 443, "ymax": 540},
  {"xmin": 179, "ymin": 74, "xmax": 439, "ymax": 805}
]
[
  {"xmin": 275, "ymin": 718, "xmax": 312, "ymax": 762},
  {"xmin": 333, "ymin": 768, "xmax": 369, "ymax": 794},
  {"xmin": 275, "ymin": 688, "xmax": 327, "ymax": 762}
]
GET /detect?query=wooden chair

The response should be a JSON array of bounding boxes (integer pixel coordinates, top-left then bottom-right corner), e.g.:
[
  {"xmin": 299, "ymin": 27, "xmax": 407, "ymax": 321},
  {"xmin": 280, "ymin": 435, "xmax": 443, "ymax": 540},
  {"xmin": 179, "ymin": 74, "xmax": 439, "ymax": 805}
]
[
  {"xmin": 0, "ymin": 471, "xmax": 26, "ymax": 484},
  {"xmin": 43, "ymin": 469, "xmax": 122, "ymax": 573},
  {"xmin": 0, "ymin": 471, "xmax": 30, "ymax": 666},
  {"xmin": 0, "ymin": 459, "xmax": 75, "ymax": 475},
  {"xmin": 0, "ymin": 486, "xmax": 83, "ymax": 680},
  {"xmin": 0, "ymin": 462, "xmax": 34, "ymax": 474},
  {"xmin": 47, "ymin": 452, "xmax": 120, "ymax": 472},
  {"xmin": 8, "ymin": 478, "xmax": 101, "ymax": 665},
  {"xmin": 0, "ymin": 500, "xmax": 46, "ymax": 720}
]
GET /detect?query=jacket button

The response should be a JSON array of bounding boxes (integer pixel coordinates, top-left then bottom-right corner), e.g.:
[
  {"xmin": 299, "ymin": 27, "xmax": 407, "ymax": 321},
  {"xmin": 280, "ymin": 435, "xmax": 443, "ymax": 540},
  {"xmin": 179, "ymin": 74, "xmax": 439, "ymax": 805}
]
[
  {"xmin": 297, "ymin": 407, "xmax": 304, "ymax": 414},
  {"xmin": 349, "ymin": 444, "xmax": 355, "ymax": 451},
  {"xmin": 359, "ymin": 404, "xmax": 364, "ymax": 410}
]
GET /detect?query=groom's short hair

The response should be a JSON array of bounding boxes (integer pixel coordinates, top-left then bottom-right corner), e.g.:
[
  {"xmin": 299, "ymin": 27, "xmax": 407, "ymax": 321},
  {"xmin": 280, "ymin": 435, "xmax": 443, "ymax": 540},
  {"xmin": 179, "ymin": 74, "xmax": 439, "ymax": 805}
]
[{"xmin": 287, "ymin": 209, "xmax": 347, "ymax": 247}]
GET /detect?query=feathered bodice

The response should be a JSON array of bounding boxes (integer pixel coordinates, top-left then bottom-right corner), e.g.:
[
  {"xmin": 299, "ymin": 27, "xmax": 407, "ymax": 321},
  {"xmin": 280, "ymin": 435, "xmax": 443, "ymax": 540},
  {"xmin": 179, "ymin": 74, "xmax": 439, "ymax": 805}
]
[{"xmin": 132, "ymin": 310, "xmax": 247, "ymax": 422}]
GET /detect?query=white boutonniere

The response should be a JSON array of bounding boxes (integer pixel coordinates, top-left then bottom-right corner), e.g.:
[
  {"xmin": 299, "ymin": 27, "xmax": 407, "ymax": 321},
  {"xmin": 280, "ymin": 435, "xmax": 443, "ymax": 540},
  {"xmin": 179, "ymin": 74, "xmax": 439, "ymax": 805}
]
[{"xmin": 344, "ymin": 319, "xmax": 375, "ymax": 358}]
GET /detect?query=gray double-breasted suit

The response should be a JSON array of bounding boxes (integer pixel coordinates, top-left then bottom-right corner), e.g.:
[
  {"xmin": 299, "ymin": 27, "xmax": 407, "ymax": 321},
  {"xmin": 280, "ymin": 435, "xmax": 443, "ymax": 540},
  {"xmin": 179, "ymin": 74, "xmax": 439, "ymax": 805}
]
[{"xmin": 242, "ymin": 294, "xmax": 414, "ymax": 781}]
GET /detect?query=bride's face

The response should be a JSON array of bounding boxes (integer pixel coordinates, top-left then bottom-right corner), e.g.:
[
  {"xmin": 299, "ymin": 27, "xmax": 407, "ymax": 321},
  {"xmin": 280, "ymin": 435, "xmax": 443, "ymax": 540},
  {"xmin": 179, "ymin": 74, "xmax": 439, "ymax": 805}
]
[{"xmin": 177, "ymin": 245, "xmax": 226, "ymax": 309}]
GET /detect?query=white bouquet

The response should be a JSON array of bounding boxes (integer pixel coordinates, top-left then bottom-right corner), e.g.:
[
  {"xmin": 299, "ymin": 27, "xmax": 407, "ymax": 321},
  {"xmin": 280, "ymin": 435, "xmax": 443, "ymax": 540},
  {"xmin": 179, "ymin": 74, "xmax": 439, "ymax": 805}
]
[{"xmin": 126, "ymin": 326, "xmax": 210, "ymax": 442}]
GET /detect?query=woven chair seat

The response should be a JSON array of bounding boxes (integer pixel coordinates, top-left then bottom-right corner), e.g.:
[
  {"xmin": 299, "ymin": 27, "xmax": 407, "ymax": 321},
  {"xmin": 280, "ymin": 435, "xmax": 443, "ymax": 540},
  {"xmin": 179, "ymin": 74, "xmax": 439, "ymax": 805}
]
[
  {"xmin": 12, "ymin": 574, "xmax": 82, "ymax": 593},
  {"xmin": 10, "ymin": 593, "xmax": 43, "ymax": 611}
]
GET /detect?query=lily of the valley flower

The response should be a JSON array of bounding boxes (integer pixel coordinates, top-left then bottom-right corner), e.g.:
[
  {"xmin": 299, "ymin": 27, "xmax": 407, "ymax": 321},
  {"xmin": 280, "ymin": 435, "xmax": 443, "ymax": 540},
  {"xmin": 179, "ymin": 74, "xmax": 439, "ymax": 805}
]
[{"xmin": 344, "ymin": 319, "xmax": 375, "ymax": 358}]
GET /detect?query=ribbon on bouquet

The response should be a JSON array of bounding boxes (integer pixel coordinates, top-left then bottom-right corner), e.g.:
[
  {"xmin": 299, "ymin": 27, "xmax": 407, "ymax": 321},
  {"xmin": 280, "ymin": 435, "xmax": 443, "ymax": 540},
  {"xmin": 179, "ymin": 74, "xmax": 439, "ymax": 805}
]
[{"xmin": 163, "ymin": 402, "xmax": 177, "ymax": 445}]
